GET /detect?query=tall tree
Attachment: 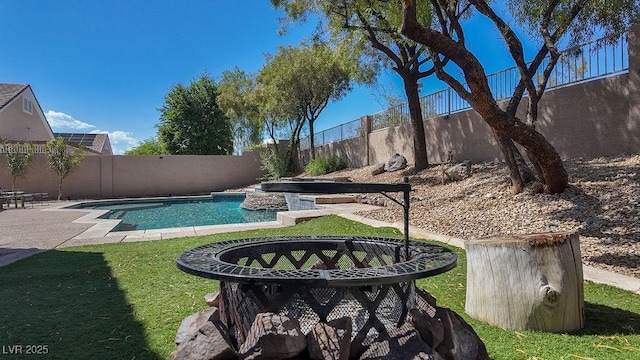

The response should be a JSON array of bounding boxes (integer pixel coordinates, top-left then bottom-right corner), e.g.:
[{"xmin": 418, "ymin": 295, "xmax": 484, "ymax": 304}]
[
  {"xmin": 273, "ymin": 0, "xmax": 436, "ymax": 170},
  {"xmin": 260, "ymin": 41, "xmax": 355, "ymax": 160},
  {"xmin": 46, "ymin": 137, "xmax": 85, "ymax": 200},
  {"xmin": 1, "ymin": 141, "xmax": 35, "ymax": 191},
  {"xmin": 158, "ymin": 74, "xmax": 233, "ymax": 155},
  {"xmin": 217, "ymin": 67, "xmax": 264, "ymax": 154},
  {"xmin": 124, "ymin": 137, "xmax": 168, "ymax": 155},
  {"xmin": 258, "ymin": 49, "xmax": 309, "ymax": 174},
  {"xmin": 401, "ymin": 0, "xmax": 639, "ymax": 193}
]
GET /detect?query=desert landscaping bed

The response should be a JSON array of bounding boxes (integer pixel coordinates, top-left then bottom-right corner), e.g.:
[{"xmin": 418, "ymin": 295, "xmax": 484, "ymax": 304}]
[{"xmin": 320, "ymin": 153, "xmax": 640, "ymax": 278}]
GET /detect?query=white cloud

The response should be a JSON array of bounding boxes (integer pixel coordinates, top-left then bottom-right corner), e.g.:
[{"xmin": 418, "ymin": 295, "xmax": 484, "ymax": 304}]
[
  {"xmin": 46, "ymin": 110, "xmax": 96, "ymax": 130},
  {"xmin": 44, "ymin": 110, "xmax": 141, "ymax": 155},
  {"xmin": 91, "ymin": 129, "xmax": 139, "ymax": 155}
]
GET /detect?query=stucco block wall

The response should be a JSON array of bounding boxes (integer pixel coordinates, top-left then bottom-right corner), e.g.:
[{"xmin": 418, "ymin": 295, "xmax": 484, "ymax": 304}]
[
  {"xmin": 628, "ymin": 25, "xmax": 640, "ymax": 151},
  {"xmin": 109, "ymin": 153, "xmax": 262, "ymax": 197},
  {"xmin": 0, "ymin": 150, "xmax": 265, "ymax": 199},
  {"xmin": 300, "ymin": 72, "xmax": 637, "ymax": 167},
  {"xmin": 424, "ymin": 111, "xmax": 501, "ymax": 164},
  {"xmin": 300, "ymin": 136, "xmax": 368, "ymax": 169},
  {"xmin": 531, "ymin": 75, "xmax": 630, "ymax": 159},
  {"xmin": 367, "ymin": 123, "xmax": 416, "ymax": 166}
]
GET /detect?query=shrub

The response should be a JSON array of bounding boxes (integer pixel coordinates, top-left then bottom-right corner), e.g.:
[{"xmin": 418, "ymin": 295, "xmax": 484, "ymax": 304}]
[
  {"xmin": 260, "ymin": 148, "xmax": 289, "ymax": 180},
  {"xmin": 305, "ymin": 155, "xmax": 348, "ymax": 176},
  {"xmin": 1, "ymin": 141, "xmax": 35, "ymax": 190}
]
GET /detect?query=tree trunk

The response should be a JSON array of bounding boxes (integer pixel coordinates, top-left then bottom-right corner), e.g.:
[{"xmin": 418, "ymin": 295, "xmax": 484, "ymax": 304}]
[
  {"xmin": 492, "ymin": 130, "xmax": 524, "ymax": 193},
  {"xmin": 474, "ymin": 111, "xmax": 567, "ymax": 193},
  {"xmin": 492, "ymin": 130, "xmax": 537, "ymax": 192},
  {"xmin": 58, "ymin": 179, "xmax": 63, "ymax": 201},
  {"xmin": 465, "ymin": 231, "xmax": 584, "ymax": 332},
  {"xmin": 404, "ymin": 80, "xmax": 429, "ymax": 170},
  {"xmin": 309, "ymin": 120, "xmax": 316, "ymax": 160},
  {"xmin": 512, "ymin": 143, "xmax": 536, "ymax": 184},
  {"xmin": 516, "ymin": 127, "xmax": 567, "ymax": 194}
]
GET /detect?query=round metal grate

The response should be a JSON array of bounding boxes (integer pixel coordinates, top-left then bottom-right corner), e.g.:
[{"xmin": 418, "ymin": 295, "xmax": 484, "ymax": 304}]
[{"xmin": 177, "ymin": 235, "xmax": 457, "ymax": 286}]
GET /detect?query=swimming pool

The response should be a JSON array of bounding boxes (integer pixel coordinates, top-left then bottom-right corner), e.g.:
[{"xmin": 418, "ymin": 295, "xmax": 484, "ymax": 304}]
[{"xmin": 67, "ymin": 194, "xmax": 279, "ymax": 232}]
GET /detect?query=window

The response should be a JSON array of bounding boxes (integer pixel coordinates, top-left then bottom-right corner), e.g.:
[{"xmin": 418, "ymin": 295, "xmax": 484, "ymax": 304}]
[{"xmin": 23, "ymin": 96, "xmax": 33, "ymax": 114}]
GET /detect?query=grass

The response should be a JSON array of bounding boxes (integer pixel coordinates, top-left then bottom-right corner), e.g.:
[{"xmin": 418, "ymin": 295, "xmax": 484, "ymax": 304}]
[{"xmin": 0, "ymin": 215, "xmax": 638, "ymax": 359}]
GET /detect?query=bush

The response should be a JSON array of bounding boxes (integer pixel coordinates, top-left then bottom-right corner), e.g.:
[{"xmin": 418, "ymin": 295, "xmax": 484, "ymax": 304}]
[
  {"xmin": 260, "ymin": 148, "xmax": 289, "ymax": 180},
  {"xmin": 305, "ymin": 155, "xmax": 348, "ymax": 176}
]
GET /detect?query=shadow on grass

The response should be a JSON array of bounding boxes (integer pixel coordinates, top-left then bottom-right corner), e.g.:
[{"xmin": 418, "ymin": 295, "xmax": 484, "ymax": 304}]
[
  {"xmin": 575, "ymin": 302, "xmax": 640, "ymax": 336},
  {"xmin": 0, "ymin": 250, "xmax": 161, "ymax": 359}
]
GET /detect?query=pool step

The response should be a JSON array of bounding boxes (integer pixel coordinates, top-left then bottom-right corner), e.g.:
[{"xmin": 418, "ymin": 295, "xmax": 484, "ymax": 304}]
[{"xmin": 307, "ymin": 195, "xmax": 356, "ymax": 205}]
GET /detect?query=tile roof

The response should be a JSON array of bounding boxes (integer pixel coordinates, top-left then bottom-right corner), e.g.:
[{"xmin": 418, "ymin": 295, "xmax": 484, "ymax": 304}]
[{"xmin": 0, "ymin": 83, "xmax": 29, "ymax": 110}]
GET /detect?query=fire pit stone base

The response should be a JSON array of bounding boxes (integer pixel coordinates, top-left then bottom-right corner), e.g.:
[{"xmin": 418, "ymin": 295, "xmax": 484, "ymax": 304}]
[{"xmin": 170, "ymin": 289, "xmax": 488, "ymax": 360}]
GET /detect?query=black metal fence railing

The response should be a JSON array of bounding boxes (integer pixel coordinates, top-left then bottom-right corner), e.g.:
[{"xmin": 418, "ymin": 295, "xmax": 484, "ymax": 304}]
[
  {"xmin": 300, "ymin": 117, "xmax": 362, "ymax": 150},
  {"xmin": 300, "ymin": 31, "xmax": 628, "ymax": 150}
]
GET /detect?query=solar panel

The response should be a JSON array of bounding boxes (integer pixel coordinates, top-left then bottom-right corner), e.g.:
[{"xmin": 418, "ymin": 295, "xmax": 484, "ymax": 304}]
[{"xmin": 54, "ymin": 133, "xmax": 95, "ymax": 147}]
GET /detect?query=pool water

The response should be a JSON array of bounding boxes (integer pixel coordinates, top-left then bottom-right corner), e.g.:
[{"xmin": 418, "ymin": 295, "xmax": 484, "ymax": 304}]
[{"xmin": 69, "ymin": 195, "xmax": 278, "ymax": 231}]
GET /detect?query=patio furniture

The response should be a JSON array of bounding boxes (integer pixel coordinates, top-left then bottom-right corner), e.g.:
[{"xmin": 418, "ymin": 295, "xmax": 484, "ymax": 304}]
[
  {"xmin": 32, "ymin": 193, "xmax": 50, "ymax": 205},
  {"xmin": 0, "ymin": 195, "xmax": 9, "ymax": 209},
  {"xmin": 0, "ymin": 190, "xmax": 25, "ymax": 208},
  {"xmin": 22, "ymin": 194, "xmax": 34, "ymax": 208}
]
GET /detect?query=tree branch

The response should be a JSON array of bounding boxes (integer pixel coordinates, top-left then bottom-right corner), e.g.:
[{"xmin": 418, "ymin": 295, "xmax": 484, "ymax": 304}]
[
  {"xmin": 468, "ymin": 0, "xmax": 537, "ymax": 116},
  {"xmin": 354, "ymin": 9, "xmax": 404, "ymax": 69},
  {"xmin": 433, "ymin": 57, "xmax": 471, "ymax": 102},
  {"xmin": 402, "ymin": 0, "xmax": 496, "ymax": 113}
]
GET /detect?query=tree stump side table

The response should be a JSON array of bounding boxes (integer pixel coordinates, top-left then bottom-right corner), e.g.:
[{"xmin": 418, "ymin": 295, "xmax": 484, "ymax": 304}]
[{"xmin": 465, "ymin": 231, "xmax": 584, "ymax": 332}]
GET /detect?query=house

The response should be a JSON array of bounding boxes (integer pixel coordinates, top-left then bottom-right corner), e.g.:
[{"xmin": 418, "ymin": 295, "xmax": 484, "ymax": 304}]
[
  {"xmin": 0, "ymin": 83, "xmax": 112, "ymax": 155},
  {"xmin": 52, "ymin": 132, "xmax": 112, "ymax": 155},
  {"xmin": 0, "ymin": 83, "xmax": 55, "ymax": 143}
]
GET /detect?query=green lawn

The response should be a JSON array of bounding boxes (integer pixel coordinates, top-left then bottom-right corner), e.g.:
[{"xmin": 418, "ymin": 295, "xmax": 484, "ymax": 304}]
[{"xmin": 1, "ymin": 215, "xmax": 638, "ymax": 359}]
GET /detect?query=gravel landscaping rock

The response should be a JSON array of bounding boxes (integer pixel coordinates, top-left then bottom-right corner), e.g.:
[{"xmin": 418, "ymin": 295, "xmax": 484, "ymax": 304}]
[{"xmin": 318, "ymin": 153, "xmax": 640, "ymax": 279}]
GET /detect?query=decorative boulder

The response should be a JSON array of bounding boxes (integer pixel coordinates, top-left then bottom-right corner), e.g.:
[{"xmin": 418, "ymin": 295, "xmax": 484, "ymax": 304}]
[
  {"xmin": 239, "ymin": 313, "xmax": 306, "ymax": 360},
  {"xmin": 175, "ymin": 307, "xmax": 219, "ymax": 346},
  {"xmin": 387, "ymin": 154, "xmax": 407, "ymax": 172},
  {"xmin": 204, "ymin": 291, "xmax": 220, "ymax": 307},
  {"xmin": 411, "ymin": 307, "xmax": 489, "ymax": 360},
  {"xmin": 444, "ymin": 161, "xmax": 472, "ymax": 181},
  {"xmin": 307, "ymin": 317, "xmax": 352, "ymax": 360},
  {"xmin": 173, "ymin": 319, "xmax": 236, "ymax": 360},
  {"xmin": 359, "ymin": 322, "xmax": 439, "ymax": 360},
  {"xmin": 412, "ymin": 287, "xmax": 489, "ymax": 360},
  {"xmin": 371, "ymin": 163, "xmax": 386, "ymax": 176}
]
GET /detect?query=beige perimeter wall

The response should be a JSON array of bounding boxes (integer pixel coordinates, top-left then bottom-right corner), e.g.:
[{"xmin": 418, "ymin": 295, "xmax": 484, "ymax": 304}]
[
  {"xmin": 0, "ymin": 149, "xmax": 265, "ymax": 199},
  {"xmin": 302, "ymin": 73, "xmax": 637, "ymax": 167}
]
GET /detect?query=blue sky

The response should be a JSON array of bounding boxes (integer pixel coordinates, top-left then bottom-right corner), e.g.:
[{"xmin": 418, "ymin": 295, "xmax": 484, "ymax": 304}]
[{"xmin": 1, "ymin": 1, "xmax": 530, "ymax": 154}]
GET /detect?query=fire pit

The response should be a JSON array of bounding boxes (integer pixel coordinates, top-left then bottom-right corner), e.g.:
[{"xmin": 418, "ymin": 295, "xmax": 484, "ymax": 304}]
[{"xmin": 176, "ymin": 180, "xmax": 457, "ymax": 355}]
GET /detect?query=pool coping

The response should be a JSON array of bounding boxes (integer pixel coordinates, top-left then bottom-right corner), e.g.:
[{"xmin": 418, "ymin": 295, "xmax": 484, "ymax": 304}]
[
  {"xmin": 47, "ymin": 194, "xmax": 379, "ymax": 248},
  {"xmin": 48, "ymin": 193, "xmax": 283, "ymax": 244}
]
